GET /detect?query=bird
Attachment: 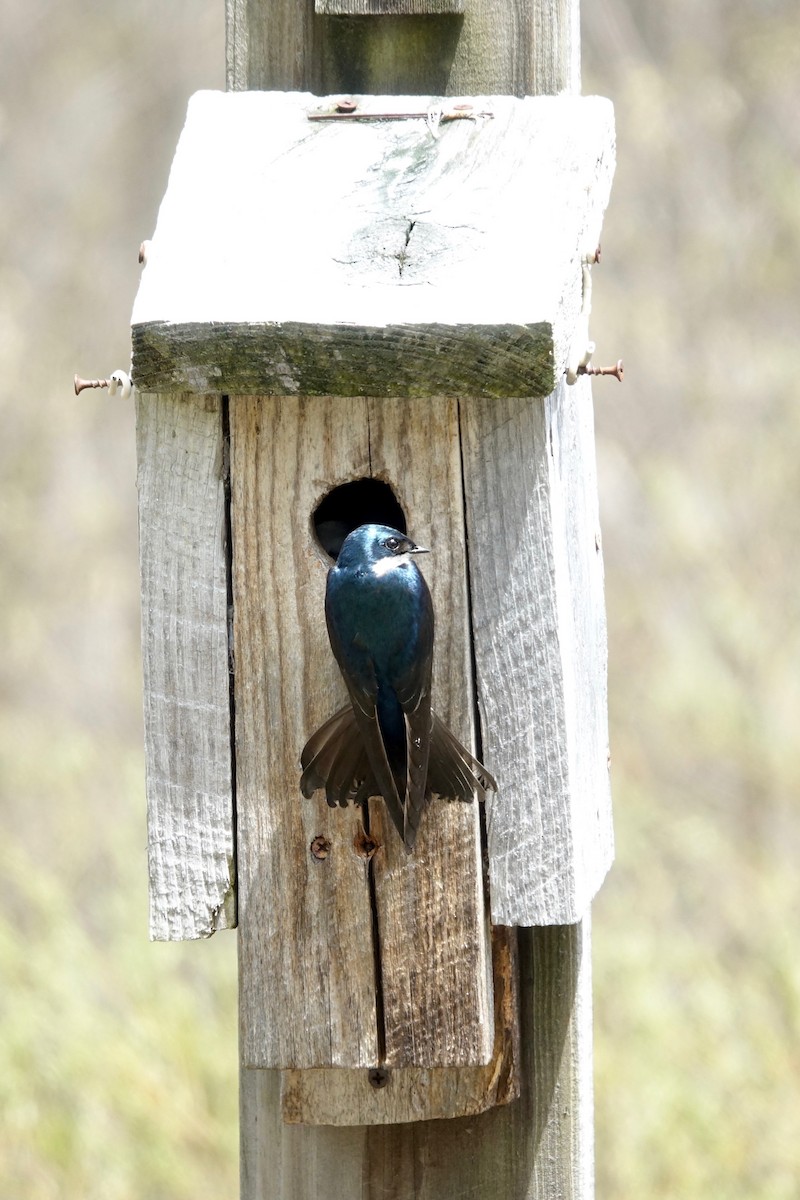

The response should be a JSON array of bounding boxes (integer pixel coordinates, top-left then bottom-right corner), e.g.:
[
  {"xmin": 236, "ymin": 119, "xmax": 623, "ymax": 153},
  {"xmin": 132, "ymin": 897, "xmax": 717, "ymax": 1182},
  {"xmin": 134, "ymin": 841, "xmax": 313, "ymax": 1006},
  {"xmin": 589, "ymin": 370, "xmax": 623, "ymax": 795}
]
[{"xmin": 300, "ymin": 523, "xmax": 496, "ymax": 852}]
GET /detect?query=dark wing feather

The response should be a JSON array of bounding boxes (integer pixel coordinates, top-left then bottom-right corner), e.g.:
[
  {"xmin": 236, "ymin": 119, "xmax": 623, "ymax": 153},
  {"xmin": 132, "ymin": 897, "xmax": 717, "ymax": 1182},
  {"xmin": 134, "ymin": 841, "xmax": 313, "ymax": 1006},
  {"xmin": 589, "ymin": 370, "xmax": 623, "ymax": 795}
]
[
  {"xmin": 327, "ymin": 725, "xmax": 370, "ymax": 808},
  {"xmin": 324, "ymin": 601, "xmax": 407, "ymax": 838},
  {"xmin": 300, "ymin": 706, "xmax": 357, "ymax": 799},
  {"xmin": 300, "ymin": 704, "xmax": 380, "ymax": 808},
  {"xmin": 301, "ymin": 705, "xmax": 496, "ymax": 827},
  {"xmin": 427, "ymin": 713, "xmax": 497, "ymax": 801},
  {"xmin": 344, "ymin": 680, "xmax": 406, "ymax": 840},
  {"xmin": 392, "ymin": 574, "xmax": 434, "ymax": 851}
]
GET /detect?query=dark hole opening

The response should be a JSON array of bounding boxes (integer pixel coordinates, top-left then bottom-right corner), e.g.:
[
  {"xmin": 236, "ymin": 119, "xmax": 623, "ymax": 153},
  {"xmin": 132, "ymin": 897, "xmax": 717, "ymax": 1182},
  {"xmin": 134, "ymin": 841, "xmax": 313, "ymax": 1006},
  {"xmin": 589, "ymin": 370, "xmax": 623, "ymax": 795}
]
[{"xmin": 312, "ymin": 478, "xmax": 407, "ymax": 561}]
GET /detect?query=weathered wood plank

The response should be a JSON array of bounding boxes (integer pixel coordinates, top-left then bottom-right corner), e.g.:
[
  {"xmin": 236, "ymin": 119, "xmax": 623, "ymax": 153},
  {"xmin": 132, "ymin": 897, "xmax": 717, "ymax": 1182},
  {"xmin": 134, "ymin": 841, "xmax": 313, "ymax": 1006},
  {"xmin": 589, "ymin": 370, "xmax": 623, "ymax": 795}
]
[
  {"xmin": 460, "ymin": 378, "xmax": 613, "ymax": 926},
  {"xmin": 133, "ymin": 320, "xmax": 554, "ymax": 403},
  {"xmin": 231, "ymin": 395, "xmax": 379, "ymax": 1069},
  {"xmin": 131, "ymin": 91, "xmax": 614, "ymax": 399},
  {"xmin": 316, "ymin": 0, "xmax": 464, "ymax": 13},
  {"xmin": 226, "ymin": 0, "xmax": 321, "ymax": 94},
  {"xmin": 242, "ymin": 921, "xmax": 592, "ymax": 1198},
  {"xmin": 365, "ymin": 396, "xmax": 493, "ymax": 1068},
  {"xmin": 232, "ymin": 394, "xmax": 493, "ymax": 1071},
  {"xmin": 226, "ymin": 0, "xmax": 578, "ymax": 98},
  {"xmin": 135, "ymin": 392, "xmax": 235, "ymax": 941},
  {"xmin": 528, "ymin": 920, "xmax": 595, "ymax": 1199},
  {"xmin": 281, "ymin": 925, "xmax": 518, "ymax": 1125}
]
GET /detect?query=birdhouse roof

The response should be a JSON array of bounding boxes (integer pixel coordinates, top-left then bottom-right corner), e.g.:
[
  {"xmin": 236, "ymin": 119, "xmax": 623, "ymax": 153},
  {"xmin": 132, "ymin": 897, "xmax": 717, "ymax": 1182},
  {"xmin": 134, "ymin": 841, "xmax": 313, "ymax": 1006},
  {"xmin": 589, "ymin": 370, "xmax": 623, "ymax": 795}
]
[{"xmin": 131, "ymin": 90, "xmax": 614, "ymax": 399}]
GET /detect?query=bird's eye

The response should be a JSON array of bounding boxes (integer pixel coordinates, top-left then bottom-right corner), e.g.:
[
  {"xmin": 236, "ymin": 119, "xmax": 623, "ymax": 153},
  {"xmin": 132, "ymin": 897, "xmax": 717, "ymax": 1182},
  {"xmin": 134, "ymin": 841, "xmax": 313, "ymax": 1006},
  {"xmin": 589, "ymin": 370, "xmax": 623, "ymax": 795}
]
[{"xmin": 385, "ymin": 536, "xmax": 401, "ymax": 552}]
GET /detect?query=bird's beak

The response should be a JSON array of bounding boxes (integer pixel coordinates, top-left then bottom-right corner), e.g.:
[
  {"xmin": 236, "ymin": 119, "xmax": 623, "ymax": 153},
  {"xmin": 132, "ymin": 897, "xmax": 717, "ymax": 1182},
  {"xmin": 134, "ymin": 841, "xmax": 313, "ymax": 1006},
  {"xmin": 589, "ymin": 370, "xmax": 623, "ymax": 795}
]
[{"xmin": 409, "ymin": 545, "xmax": 430, "ymax": 555}]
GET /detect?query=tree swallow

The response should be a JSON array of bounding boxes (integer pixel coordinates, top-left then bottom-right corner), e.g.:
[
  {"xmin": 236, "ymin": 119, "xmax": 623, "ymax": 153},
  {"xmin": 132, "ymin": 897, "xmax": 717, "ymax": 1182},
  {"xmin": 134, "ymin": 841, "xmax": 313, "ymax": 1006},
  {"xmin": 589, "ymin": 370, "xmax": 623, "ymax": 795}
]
[{"xmin": 300, "ymin": 523, "xmax": 496, "ymax": 852}]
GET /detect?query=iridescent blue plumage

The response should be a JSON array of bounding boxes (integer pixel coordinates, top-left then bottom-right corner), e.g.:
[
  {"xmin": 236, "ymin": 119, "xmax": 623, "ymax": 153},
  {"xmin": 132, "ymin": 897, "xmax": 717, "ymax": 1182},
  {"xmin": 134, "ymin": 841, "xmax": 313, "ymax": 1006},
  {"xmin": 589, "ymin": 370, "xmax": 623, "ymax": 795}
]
[{"xmin": 300, "ymin": 524, "xmax": 496, "ymax": 851}]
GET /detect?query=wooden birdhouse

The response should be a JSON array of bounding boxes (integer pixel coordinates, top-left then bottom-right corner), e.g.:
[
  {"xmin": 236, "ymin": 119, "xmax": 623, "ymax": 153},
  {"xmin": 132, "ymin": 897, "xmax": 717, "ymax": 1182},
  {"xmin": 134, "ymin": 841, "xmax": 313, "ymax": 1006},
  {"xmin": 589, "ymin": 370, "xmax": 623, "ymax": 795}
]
[{"xmin": 132, "ymin": 88, "xmax": 615, "ymax": 1127}]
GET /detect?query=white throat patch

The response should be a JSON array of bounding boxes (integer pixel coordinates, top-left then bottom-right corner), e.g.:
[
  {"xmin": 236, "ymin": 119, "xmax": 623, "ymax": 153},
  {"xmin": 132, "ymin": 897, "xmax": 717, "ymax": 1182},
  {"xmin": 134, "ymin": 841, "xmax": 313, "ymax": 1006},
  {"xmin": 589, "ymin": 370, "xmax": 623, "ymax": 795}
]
[{"xmin": 372, "ymin": 552, "xmax": 411, "ymax": 577}]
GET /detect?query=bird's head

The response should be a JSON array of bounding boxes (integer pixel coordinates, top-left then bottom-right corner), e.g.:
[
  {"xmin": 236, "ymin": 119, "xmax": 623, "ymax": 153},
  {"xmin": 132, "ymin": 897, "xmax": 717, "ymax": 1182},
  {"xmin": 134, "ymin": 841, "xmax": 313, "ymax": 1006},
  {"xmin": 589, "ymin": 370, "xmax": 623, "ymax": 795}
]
[{"xmin": 335, "ymin": 524, "xmax": 429, "ymax": 571}]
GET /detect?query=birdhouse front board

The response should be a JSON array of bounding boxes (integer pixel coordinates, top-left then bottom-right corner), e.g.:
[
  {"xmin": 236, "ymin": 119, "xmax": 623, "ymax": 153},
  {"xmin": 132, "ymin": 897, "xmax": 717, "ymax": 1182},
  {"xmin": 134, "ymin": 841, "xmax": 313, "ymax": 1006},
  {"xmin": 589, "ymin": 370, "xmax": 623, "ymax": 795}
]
[{"xmin": 133, "ymin": 90, "xmax": 615, "ymax": 1113}]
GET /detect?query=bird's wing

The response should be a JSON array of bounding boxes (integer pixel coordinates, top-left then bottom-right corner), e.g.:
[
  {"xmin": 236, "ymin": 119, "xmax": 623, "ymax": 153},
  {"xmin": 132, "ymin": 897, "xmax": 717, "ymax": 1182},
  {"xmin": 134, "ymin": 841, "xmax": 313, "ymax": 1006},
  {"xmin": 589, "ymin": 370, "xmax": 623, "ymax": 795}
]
[
  {"xmin": 300, "ymin": 706, "xmax": 355, "ymax": 798},
  {"xmin": 325, "ymin": 596, "xmax": 408, "ymax": 838},
  {"xmin": 427, "ymin": 713, "xmax": 497, "ymax": 801},
  {"xmin": 393, "ymin": 591, "xmax": 434, "ymax": 852},
  {"xmin": 401, "ymin": 696, "xmax": 432, "ymax": 852}
]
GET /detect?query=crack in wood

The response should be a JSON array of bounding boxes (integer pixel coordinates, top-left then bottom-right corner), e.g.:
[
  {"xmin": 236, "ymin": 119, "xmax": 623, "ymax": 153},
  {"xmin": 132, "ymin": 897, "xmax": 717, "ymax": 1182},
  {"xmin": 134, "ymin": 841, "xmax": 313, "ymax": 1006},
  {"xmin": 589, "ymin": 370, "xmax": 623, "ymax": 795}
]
[
  {"xmin": 396, "ymin": 218, "xmax": 416, "ymax": 277},
  {"xmin": 365, "ymin": 808, "xmax": 387, "ymax": 1065},
  {"xmin": 221, "ymin": 397, "xmax": 239, "ymax": 927},
  {"xmin": 456, "ymin": 398, "xmax": 493, "ymax": 907},
  {"xmin": 363, "ymin": 401, "xmax": 385, "ymax": 1064}
]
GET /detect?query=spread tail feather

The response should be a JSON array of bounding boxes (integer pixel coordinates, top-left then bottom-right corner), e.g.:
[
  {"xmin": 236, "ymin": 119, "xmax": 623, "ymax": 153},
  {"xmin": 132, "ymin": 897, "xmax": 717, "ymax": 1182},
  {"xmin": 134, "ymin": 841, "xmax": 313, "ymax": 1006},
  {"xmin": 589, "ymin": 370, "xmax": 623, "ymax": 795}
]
[
  {"xmin": 300, "ymin": 705, "xmax": 496, "ymax": 850},
  {"xmin": 428, "ymin": 713, "xmax": 497, "ymax": 801}
]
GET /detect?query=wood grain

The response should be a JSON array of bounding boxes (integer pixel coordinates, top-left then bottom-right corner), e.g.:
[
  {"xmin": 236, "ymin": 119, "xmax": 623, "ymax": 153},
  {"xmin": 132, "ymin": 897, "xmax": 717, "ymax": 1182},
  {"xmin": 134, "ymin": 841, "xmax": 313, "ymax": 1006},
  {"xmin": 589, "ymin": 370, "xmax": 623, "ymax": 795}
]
[
  {"xmin": 242, "ymin": 922, "xmax": 592, "ymax": 1198},
  {"xmin": 316, "ymin": 0, "xmax": 464, "ymax": 13},
  {"xmin": 281, "ymin": 925, "xmax": 518, "ymax": 1124},
  {"xmin": 366, "ymin": 396, "xmax": 493, "ymax": 1068},
  {"xmin": 231, "ymin": 395, "xmax": 379, "ymax": 1069},
  {"xmin": 133, "ymin": 319, "xmax": 555, "ymax": 402},
  {"xmin": 226, "ymin": 0, "xmax": 578, "ymax": 97},
  {"xmin": 136, "ymin": 392, "xmax": 235, "ymax": 941},
  {"xmin": 231, "ymin": 394, "xmax": 492, "ymax": 1070},
  {"xmin": 460, "ymin": 379, "xmax": 613, "ymax": 926}
]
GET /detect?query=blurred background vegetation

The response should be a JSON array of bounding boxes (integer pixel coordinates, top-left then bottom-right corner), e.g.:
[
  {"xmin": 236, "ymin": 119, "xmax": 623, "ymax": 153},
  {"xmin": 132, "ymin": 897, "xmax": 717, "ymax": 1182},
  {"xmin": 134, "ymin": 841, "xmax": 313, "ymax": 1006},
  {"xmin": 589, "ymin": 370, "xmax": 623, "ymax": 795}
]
[{"xmin": 1, "ymin": 2, "xmax": 797, "ymax": 1197}]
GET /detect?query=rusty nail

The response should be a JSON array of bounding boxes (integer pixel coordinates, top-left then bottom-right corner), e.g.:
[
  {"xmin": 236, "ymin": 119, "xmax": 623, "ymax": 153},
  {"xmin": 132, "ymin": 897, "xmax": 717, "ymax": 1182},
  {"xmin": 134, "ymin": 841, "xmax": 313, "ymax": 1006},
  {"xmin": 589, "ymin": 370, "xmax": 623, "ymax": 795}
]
[
  {"xmin": 335, "ymin": 98, "xmax": 358, "ymax": 114},
  {"xmin": 579, "ymin": 359, "xmax": 624, "ymax": 382},
  {"xmin": 368, "ymin": 1067, "xmax": 390, "ymax": 1090},
  {"xmin": 594, "ymin": 243, "xmax": 602, "ymax": 264},
  {"xmin": 310, "ymin": 835, "xmax": 331, "ymax": 861},
  {"xmin": 138, "ymin": 240, "xmax": 150, "ymax": 265},
  {"xmin": 74, "ymin": 374, "xmax": 111, "ymax": 395}
]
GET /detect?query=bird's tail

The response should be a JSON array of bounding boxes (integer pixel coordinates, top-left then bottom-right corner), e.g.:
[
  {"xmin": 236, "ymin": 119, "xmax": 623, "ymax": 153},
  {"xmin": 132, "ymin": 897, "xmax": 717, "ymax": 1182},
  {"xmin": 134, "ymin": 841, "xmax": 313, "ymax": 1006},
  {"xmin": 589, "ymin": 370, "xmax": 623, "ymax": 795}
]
[
  {"xmin": 300, "ymin": 706, "xmax": 371, "ymax": 807},
  {"xmin": 300, "ymin": 705, "xmax": 496, "ymax": 844}
]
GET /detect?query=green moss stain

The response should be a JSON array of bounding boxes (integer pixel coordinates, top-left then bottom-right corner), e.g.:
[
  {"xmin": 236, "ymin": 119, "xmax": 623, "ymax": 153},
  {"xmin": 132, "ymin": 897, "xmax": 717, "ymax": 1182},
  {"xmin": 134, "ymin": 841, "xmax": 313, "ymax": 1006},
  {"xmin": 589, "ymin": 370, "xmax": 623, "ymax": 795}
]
[{"xmin": 133, "ymin": 321, "xmax": 556, "ymax": 399}]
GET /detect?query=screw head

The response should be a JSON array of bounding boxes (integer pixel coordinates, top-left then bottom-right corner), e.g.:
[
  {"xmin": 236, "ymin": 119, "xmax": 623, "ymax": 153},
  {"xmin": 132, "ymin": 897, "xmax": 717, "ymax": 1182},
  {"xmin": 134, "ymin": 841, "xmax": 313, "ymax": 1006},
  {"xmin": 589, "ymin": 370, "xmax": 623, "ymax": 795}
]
[{"xmin": 310, "ymin": 835, "xmax": 331, "ymax": 861}]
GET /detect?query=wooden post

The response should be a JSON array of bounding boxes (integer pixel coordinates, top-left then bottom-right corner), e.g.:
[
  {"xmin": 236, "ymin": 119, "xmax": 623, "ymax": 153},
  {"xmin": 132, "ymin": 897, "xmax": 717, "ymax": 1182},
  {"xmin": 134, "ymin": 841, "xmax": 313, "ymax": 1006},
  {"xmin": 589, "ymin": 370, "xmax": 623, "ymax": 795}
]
[{"xmin": 214, "ymin": 2, "xmax": 606, "ymax": 1197}]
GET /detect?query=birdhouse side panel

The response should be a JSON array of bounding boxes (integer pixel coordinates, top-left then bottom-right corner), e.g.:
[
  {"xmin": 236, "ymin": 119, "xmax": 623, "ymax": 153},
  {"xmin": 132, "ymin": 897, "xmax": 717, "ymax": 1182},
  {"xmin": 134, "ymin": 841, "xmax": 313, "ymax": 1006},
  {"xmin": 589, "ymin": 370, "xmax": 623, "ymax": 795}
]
[
  {"xmin": 461, "ymin": 387, "xmax": 613, "ymax": 926},
  {"xmin": 136, "ymin": 392, "xmax": 235, "ymax": 940},
  {"xmin": 546, "ymin": 378, "xmax": 613, "ymax": 910}
]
